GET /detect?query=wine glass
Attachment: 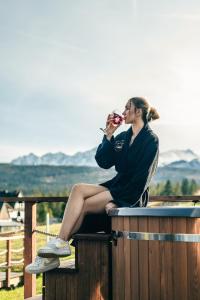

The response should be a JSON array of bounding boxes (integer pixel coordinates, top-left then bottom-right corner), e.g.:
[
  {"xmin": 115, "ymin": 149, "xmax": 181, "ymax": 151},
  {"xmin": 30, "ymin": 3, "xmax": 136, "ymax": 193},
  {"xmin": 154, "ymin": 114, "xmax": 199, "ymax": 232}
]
[{"xmin": 100, "ymin": 109, "xmax": 124, "ymax": 133}]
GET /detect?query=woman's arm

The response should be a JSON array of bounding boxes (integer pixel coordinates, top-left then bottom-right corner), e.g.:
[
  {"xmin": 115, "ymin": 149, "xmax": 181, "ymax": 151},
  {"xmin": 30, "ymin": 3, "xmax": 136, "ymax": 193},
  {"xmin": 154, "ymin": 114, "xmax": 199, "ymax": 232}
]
[{"xmin": 95, "ymin": 135, "xmax": 115, "ymax": 169}]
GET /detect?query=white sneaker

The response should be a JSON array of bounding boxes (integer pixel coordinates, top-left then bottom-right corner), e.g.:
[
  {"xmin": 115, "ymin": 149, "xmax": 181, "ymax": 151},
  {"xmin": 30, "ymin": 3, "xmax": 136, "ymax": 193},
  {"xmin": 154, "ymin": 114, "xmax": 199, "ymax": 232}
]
[
  {"xmin": 37, "ymin": 237, "xmax": 71, "ymax": 258},
  {"xmin": 25, "ymin": 256, "xmax": 60, "ymax": 274}
]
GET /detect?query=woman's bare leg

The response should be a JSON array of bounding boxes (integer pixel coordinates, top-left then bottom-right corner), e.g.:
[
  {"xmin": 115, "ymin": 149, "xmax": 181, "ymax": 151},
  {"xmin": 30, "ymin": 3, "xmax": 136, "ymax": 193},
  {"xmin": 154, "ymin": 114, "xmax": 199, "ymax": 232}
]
[
  {"xmin": 69, "ymin": 193, "xmax": 118, "ymax": 239},
  {"xmin": 58, "ymin": 183, "xmax": 112, "ymax": 241}
]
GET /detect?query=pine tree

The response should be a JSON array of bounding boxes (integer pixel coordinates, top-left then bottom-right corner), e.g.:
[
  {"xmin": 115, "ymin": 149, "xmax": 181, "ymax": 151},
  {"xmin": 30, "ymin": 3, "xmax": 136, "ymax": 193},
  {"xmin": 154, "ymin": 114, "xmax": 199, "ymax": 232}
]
[
  {"xmin": 173, "ymin": 182, "xmax": 181, "ymax": 195},
  {"xmin": 189, "ymin": 179, "xmax": 198, "ymax": 195},
  {"xmin": 161, "ymin": 180, "xmax": 173, "ymax": 195},
  {"xmin": 181, "ymin": 178, "xmax": 189, "ymax": 195}
]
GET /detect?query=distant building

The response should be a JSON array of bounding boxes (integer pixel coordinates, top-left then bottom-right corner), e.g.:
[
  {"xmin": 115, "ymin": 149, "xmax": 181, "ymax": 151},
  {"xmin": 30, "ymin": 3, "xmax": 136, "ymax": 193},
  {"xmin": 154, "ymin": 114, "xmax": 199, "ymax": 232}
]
[{"xmin": 0, "ymin": 190, "xmax": 24, "ymax": 232}]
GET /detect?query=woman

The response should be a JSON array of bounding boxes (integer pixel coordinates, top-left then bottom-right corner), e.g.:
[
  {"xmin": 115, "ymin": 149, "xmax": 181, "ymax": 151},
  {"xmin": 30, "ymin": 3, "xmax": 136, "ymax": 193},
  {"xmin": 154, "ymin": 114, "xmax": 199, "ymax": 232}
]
[{"xmin": 26, "ymin": 97, "xmax": 159, "ymax": 274}]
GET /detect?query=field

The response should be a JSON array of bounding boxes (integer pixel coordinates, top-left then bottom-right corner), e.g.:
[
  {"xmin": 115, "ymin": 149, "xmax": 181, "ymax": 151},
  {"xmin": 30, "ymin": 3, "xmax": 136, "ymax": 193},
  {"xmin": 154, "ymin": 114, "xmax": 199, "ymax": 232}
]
[{"xmin": 0, "ymin": 223, "xmax": 75, "ymax": 300}]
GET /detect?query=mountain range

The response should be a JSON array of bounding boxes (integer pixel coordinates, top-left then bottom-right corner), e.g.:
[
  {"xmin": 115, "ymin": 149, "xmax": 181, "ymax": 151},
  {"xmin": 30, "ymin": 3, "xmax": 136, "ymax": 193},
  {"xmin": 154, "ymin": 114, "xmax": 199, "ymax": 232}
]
[
  {"xmin": 0, "ymin": 149, "xmax": 199, "ymax": 196},
  {"xmin": 11, "ymin": 148, "xmax": 200, "ymax": 169}
]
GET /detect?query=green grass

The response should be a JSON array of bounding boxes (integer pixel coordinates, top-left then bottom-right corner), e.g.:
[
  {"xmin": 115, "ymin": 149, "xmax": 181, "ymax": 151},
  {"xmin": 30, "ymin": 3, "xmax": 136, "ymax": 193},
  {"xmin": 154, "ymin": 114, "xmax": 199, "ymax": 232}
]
[
  {"xmin": 0, "ymin": 223, "xmax": 75, "ymax": 300},
  {"xmin": 0, "ymin": 275, "xmax": 43, "ymax": 300}
]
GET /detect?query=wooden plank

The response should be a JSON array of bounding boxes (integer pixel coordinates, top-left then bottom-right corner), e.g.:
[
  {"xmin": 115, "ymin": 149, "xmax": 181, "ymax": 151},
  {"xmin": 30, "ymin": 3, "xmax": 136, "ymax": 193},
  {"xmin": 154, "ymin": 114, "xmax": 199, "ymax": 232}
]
[
  {"xmin": 149, "ymin": 196, "xmax": 200, "ymax": 202},
  {"xmin": 55, "ymin": 273, "xmax": 66, "ymax": 300},
  {"xmin": 111, "ymin": 217, "xmax": 118, "ymax": 300},
  {"xmin": 100, "ymin": 240, "xmax": 111, "ymax": 300},
  {"xmin": 24, "ymin": 202, "xmax": 36, "ymax": 299},
  {"xmin": 148, "ymin": 217, "xmax": 160, "ymax": 300},
  {"xmin": 117, "ymin": 217, "xmax": 125, "ymax": 300},
  {"xmin": 70, "ymin": 273, "xmax": 78, "ymax": 300},
  {"xmin": 0, "ymin": 197, "xmax": 68, "ymax": 203},
  {"xmin": 46, "ymin": 272, "xmax": 57, "ymax": 300},
  {"xmin": 138, "ymin": 217, "xmax": 149, "ymax": 300},
  {"xmin": 111, "ymin": 216, "xmax": 125, "ymax": 300},
  {"xmin": 77, "ymin": 240, "xmax": 90, "ymax": 300},
  {"xmin": 124, "ymin": 217, "xmax": 131, "ymax": 300},
  {"xmin": 73, "ymin": 233, "xmax": 111, "ymax": 241},
  {"xmin": 6, "ymin": 239, "xmax": 11, "ymax": 288},
  {"xmin": 160, "ymin": 217, "xmax": 173, "ymax": 300},
  {"xmin": 130, "ymin": 217, "xmax": 139, "ymax": 300},
  {"xmin": 187, "ymin": 218, "xmax": 200, "ymax": 300},
  {"xmin": 1, "ymin": 195, "xmax": 200, "ymax": 204},
  {"xmin": 172, "ymin": 218, "xmax": 187, "ymax": 300},
  {"xmin": 89, "ymin": 241, "xmax": 100, "ymax": 300}
]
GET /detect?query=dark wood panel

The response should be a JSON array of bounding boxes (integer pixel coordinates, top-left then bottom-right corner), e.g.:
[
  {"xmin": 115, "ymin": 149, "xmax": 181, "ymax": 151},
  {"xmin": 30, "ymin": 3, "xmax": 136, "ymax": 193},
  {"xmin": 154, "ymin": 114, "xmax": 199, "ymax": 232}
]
[
  {"xmin": 100, "ymin": 242, "xmax": 110, "ymax": 300},
  {"xmin": 2, "ymin": 195, "xmax": 200, "ymax": 203},
  {"xmin": 130, "ymin": 217, "xmax": 139, "ymax": 300},
  {"xmin": 148, "ymin": 217, "xmax": 161, "ymax": 300},
  {"xmin": 116, "ymin": 218, "xmax": 125, "ymax": 300},
  {"xmin": 111, "ymin": 217, "xmax": 118, "ymax": 300},
  {"xmin": 89, "ymin": 241, "xmax": 100, "ymax": 300},
  {"xmin": 77, "ymin": 241, "xmax": 91, "ymax": 300},
  {"xmin": 45, "ymin": 272, "xmax": 56, "ymax": 300},
  {"xmin": 124, "ymin": 217, "xmax": 131, "ymax": 300},
  {"xmin": 172, "ymin": 218, "xmax": 188, "ymax": 300},
  {"xmin": 55, "ymin": 273, "xmax": 67, "ymax": 300},
  {"xmin": 160, "ymin": 217, "xmax": 173, "ymax": 300},
  {"xmin": 138, "ymin": 217, "xmax": 149, "ymax": 300},
  {"xmin": 187, "ymin": 218, "xmax": 200, "ymax": 300}
]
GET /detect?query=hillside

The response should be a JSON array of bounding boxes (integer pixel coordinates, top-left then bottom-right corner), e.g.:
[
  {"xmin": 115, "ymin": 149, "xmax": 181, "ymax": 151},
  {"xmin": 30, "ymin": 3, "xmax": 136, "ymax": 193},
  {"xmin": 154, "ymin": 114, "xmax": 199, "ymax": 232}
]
[
  {"xmin": 0, "ymin": 164, "xmax": 116, "ymax": 195},
  {"xmin": 0, "ymin": 161, "xmax": 200, "ymax": 196}
]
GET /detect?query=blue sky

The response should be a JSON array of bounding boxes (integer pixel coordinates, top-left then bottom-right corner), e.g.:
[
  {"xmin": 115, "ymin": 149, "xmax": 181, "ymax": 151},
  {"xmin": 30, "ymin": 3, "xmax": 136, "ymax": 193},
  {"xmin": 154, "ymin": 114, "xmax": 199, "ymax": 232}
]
[{"xmin": 0, "ymin": 0, "xmax": 200, "ymax": 162}]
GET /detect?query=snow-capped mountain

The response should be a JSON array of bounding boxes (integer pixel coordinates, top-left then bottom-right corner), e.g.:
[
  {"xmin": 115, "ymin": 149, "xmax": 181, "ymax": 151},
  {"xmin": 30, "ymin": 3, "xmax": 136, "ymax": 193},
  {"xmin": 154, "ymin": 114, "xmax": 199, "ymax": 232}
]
[
  {"xmin": 158, "ymin": 149, "xmax": 199, "ymax": 167},
  {"xmin": 11, "ymin": 148, "xmax": 97, "ymax": 167},
  {"xmin": 11, "ymin": 148, "xmax": 200, "ymax": 168},
  {"xmin": 166, "ymin": 158, "xmax": 200, "ymax": 170}
]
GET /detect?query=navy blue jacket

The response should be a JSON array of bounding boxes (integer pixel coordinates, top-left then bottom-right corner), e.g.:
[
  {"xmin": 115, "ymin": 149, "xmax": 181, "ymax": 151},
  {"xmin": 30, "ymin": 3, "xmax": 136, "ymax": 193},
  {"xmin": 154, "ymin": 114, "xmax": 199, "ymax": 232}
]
[{"xmin": 95, "ymin": 122, "xmax": 159, "ymax": 207}]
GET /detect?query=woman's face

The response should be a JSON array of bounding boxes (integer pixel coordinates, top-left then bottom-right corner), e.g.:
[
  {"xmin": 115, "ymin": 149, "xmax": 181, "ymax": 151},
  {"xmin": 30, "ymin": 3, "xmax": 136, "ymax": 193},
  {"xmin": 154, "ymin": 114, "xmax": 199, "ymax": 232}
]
[{"xmin": 122, "ymin": 100, "xmax": 141, "ymax": 124}]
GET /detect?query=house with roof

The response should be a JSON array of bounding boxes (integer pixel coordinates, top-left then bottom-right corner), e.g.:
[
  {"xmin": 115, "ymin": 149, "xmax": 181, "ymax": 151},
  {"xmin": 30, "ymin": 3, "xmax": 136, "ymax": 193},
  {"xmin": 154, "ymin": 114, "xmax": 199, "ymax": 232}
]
[{"xmin": 0, "ymin": 190, "xmax": 24, "ymax": 232}]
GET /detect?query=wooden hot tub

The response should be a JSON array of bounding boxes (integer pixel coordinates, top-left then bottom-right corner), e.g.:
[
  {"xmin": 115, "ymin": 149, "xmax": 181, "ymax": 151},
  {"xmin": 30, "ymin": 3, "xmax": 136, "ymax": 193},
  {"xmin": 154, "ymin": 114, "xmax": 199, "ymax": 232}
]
[{"xmin": 109, "ymin": 207, "xmax": 200, "ymax": 300}]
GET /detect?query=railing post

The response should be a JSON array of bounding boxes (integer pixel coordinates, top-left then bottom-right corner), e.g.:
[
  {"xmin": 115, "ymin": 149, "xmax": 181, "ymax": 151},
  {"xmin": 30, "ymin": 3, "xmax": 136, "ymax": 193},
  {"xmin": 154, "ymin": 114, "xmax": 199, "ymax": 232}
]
[
  {"xmin": 24, "ymin": 201, "xmax": 36, "ymax": 299},
  {"xmin": 6, "ymin": 239, "xmax": 11, "ymax": 288}
]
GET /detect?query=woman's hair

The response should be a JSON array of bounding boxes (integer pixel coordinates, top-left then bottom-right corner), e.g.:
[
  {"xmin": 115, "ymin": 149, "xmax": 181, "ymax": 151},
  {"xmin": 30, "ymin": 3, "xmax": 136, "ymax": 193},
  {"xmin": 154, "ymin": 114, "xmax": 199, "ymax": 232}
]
[{"xmin": 129, "ymin": 97, "xmax": 160, "ymax": 122}]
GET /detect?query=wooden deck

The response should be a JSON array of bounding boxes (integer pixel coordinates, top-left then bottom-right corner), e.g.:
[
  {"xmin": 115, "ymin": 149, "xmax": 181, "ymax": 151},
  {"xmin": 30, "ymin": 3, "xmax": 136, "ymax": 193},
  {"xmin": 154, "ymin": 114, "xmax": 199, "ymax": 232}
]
[{"xmin": 0, "ymin": 271, "xmax": 23, "ymax": 288}]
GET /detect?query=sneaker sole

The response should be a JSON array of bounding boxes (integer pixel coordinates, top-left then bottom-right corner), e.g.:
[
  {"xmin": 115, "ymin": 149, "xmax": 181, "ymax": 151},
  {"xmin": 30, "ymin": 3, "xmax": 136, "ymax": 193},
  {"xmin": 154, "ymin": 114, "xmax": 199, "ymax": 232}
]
[
  {"xmin": 25, "ymin": 261, "xmax": 60, "ymax": 274},
  {"xmin": 38, "ymin": 249, "xmax": 71, "ymax": 258}
]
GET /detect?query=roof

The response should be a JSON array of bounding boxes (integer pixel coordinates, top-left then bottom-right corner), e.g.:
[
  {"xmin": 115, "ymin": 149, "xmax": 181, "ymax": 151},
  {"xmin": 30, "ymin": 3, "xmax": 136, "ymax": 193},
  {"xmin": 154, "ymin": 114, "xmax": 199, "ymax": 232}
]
[{"xmin": 0, "ymin": 190, "xmax": 22, "ymax": 209}]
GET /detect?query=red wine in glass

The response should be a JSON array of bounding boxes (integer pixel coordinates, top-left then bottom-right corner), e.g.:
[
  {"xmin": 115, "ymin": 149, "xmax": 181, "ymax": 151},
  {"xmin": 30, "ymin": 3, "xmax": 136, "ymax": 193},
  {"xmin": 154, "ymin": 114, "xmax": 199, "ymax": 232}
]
[
  {"xmin": 112, "ymin": 112, "xmax": 124, "ymax": 126},
  {"xmin": 100, "ymin": 110, "xmax": 124, "ymax": 134}
]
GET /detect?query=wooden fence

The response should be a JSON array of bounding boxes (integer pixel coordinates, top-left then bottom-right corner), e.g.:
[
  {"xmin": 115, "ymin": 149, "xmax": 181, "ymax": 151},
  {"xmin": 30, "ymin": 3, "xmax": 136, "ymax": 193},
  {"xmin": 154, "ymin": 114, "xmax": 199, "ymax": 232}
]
[{"xmin": 0, "ymin": 234, "xmax": 24, "ymax": 288}]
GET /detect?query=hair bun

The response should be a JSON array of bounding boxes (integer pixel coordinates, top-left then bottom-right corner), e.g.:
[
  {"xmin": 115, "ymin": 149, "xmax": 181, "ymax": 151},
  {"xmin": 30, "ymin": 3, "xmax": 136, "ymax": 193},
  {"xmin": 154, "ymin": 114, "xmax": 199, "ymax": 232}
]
[{"xmin": 148, "ymin": 107, "xmax": 160, "ymax": 122}]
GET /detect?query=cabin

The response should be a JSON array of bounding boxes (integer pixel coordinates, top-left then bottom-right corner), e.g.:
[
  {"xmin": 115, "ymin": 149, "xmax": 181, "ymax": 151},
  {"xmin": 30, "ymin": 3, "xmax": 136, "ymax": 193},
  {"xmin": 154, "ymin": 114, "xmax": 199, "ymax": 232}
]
[{"xmin": 0, "ymin": 190, "xmax": 24, "ymax": 232}]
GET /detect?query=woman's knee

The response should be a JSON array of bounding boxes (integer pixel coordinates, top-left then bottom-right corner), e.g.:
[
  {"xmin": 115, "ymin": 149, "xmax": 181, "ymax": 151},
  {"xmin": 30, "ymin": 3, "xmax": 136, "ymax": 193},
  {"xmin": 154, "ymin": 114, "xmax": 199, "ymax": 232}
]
[{"xmin": 71, "ymin": 183, "xmax": 85, "ymax": 194}]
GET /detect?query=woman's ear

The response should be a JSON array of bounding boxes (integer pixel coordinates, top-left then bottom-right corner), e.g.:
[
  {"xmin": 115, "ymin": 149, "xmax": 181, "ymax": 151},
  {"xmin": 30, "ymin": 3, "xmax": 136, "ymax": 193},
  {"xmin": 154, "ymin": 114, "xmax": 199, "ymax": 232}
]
[{"xmin": 135, "ymin": 108, "xmax": 142, "ymax": 117}]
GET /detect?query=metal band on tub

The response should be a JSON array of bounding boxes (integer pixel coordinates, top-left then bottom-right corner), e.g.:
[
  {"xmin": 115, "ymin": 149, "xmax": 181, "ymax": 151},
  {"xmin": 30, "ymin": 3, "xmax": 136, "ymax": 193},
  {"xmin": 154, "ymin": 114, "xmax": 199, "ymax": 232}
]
[{"xmin": 114, "ymin": 230, "xmax": 200, "ymax": 243}]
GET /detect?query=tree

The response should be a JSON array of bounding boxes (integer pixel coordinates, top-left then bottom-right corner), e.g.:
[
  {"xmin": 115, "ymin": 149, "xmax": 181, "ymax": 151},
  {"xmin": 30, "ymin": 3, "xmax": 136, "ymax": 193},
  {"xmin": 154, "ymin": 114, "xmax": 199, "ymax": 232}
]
[
  {"xmin": 173, "ymin": 182, "xmax": 181, "ymax": 195},
  {"xmin": 189, "ymin": 179, "xmax": 198, "ymax": 195},
  {"xmin": 181, "ymin": 178, "xmax": 189, "ymax": 195},
  {"xmin": 161, "ymin": 180, "xmax": 173, "ymax": 195}
]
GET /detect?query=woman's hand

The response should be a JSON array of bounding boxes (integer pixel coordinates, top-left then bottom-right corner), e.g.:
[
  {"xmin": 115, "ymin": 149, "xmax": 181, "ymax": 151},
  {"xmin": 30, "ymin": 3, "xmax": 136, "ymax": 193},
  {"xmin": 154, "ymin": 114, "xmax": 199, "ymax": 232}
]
[
  {"xmin": 104, "ymin": 113, "xmax": 121, "ymax": 137},
  {"xmin": 105, "ymin": 201, "xmax": 118, "ymax": 214}
]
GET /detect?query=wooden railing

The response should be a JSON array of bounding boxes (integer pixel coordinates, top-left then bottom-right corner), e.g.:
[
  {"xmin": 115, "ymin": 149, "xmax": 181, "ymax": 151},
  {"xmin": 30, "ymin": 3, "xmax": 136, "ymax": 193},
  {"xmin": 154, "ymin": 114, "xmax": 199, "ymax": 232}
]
[
  {"xmin": 0, "ymin": 234, "xmax": 24, "ymax": 288},
  {"xmin": 0, "ymin": 195, "xmax": 199, "ymax": 299}
]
